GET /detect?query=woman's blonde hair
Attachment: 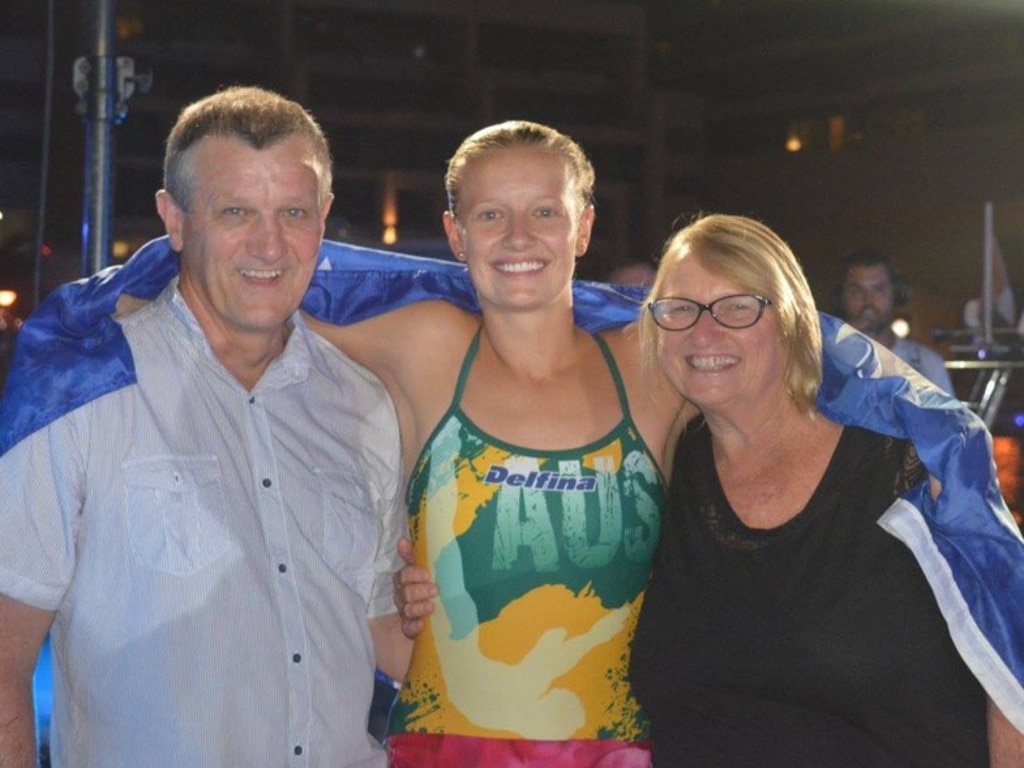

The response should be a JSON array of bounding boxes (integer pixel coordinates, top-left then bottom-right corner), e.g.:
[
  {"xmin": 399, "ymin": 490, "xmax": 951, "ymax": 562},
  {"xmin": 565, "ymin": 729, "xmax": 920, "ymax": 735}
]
[
  {"xmin": 444, "ymin": 120, "xmax": 595, "ymax": 217},
  {"xmin": 640, "ymin": 213, "xmax": 822, "ymax": 413}
]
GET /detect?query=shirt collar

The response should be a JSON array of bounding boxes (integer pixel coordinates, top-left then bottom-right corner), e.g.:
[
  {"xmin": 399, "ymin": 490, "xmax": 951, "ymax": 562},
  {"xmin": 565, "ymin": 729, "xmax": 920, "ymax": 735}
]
[{"xmin": 163, "ymin": 279, "xmax": 312, "ymax": 391}]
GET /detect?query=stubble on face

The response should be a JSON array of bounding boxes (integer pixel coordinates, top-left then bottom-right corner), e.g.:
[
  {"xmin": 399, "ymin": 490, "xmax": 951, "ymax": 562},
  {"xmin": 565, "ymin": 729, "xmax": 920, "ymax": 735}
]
[{"xmin": 841, "ymin": 266, "xmax": 894, "ymax": 340}]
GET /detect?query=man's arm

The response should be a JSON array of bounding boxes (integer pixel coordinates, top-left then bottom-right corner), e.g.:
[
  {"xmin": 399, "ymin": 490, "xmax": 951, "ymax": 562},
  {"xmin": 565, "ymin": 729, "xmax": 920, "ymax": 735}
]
[
  {"xmin": 368, "ymin": 613, "xmax": 413, "ymax": 683},
  {"xmin": 990, "ymin": 697, "xmax": 1024, "ymax": 767},
  {"xmin": 0, "ymin": 594, "xmax": 54, "ymax": 768},
  {"xmin": 392, "ymin": 537, "xmax": 435, "ymax": 640}
]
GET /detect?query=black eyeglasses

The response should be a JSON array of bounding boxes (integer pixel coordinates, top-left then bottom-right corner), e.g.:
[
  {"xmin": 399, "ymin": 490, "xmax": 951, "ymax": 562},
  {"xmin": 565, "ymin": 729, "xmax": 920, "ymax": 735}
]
[{"xmin": 648, "ymin": 294, "xmax": 772, "ymax": 331}]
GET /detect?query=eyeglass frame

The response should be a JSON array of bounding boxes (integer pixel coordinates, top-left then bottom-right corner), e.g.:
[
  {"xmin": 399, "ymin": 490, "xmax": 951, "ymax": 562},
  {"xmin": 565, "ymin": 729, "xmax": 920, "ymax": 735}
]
[{"xmin": 647, "ymin": 294, "xmax": 773, "ymax": 331}]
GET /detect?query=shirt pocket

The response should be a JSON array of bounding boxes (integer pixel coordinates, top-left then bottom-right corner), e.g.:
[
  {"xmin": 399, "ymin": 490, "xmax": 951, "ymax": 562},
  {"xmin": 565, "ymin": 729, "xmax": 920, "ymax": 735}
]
[
  {"xmin": 123, "ymin": 456, "xmax": 231, "ymax": 576},
  {"xmin": 316, "ymin": 467, "xmax": 380, "ymax": 604}
]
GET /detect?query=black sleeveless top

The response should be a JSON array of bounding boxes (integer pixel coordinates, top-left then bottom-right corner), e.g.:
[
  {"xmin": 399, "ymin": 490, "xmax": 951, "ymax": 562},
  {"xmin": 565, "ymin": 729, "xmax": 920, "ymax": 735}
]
[{"xmin": 630, "ymin": 422, "xmax": 988, "ymax": 768}]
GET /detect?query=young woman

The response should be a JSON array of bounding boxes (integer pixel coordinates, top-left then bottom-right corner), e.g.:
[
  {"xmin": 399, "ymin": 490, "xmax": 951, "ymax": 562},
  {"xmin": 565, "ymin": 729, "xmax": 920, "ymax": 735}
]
[{"xmin": 308, "ymin": 121, "xmax": 689, "ymax": 767}]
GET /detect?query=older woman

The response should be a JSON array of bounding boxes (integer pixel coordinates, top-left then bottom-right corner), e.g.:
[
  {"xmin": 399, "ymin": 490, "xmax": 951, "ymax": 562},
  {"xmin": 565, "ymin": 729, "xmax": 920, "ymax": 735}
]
[{"xmin": 629, "ymin": 213, "xmax": 1024, "ymax": 767}]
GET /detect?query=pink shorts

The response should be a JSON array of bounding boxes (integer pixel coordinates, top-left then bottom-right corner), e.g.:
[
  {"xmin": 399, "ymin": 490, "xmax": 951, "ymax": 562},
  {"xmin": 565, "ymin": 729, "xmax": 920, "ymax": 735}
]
[{"xmin": 388, "ymin": 733, "xmax": 651, "ymax": 768}]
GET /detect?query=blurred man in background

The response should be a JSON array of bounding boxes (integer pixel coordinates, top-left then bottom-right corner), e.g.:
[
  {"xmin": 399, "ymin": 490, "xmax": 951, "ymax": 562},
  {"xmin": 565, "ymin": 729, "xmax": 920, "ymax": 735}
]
[{"xmin": 837, "ymin": 248, "xmax": 954, "ymax": 393}]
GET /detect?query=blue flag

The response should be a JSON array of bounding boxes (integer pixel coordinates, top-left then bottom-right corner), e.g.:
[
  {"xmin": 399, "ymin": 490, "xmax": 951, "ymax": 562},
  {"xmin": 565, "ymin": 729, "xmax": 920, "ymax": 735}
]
[{"xmin": 2, "ymin": 236, "xmax": 1022, "ymax": 730}]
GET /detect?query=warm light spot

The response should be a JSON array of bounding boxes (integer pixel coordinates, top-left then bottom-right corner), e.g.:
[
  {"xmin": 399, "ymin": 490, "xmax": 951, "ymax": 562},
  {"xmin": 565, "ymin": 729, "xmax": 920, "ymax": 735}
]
[
  {"xmin": 382, "ymin": 176, "xmax": 398, "ymax": 245},
  {"xmin": 828, "ymin": 115, "xmax": 846, "ymax": 153},
  {"xmin": 112, "ymin": 240, "xmax": 131, "ymax": 259},
  {"xmin": 785, "ymin": 120, "xmax": 808, "ymax": 152},
  {"xmin": 993, "ymin": 436, "xmax": 1023, "ymax": 527},
  {"xmin": 0, "ymin": 290, "xmax": 17, "ymax": 308},
  {"xmin": 891, "ymin": 318, "xmax": 910, "ymax": 338},
  {"xmin": 116, "ymin": 11, "xmax": 146, "ymax": 41}
]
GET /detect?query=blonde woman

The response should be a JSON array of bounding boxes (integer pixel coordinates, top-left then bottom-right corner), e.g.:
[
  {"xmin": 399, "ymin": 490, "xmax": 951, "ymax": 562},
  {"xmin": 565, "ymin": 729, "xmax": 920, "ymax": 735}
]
[{"xmin": 630, "ymin": 214, "xmax": 1024, "ymax": 767}]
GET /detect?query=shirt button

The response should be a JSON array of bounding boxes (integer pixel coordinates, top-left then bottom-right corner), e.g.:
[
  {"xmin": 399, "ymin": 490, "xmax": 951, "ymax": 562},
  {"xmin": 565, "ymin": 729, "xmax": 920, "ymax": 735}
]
[
  {"xmin": 262, "ymin": 478, "xmax": 272, "ymax": 488},
  {"xmin": 294, "ymin": 745, "xmax": 303, "ymax": 756},
  {"xmin": 292, "ymin": 653, "xmax": 302, "ymax": 663},
  {"xmin": 278, "ymin": 563, "xmax": 287, "ymax": 573}
]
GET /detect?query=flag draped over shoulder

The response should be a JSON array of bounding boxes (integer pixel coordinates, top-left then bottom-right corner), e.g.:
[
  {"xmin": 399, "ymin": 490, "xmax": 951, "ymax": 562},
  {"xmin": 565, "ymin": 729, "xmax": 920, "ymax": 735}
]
[
  {"xmin": 0, "ymin": 237, "xmax": 642, "ymax": 455},
  {"xmin": 818, "ymin": 317, "xmax": 1024, "ymax": 730},
  {"xmin": 2, "ymin": 236, "xmax": 1022, "ymax": 729}
]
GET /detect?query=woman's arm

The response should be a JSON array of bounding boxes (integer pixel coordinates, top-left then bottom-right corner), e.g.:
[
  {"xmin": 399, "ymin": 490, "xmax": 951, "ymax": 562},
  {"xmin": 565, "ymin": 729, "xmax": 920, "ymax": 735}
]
[
  {"xmin": 989, "ymin": 697, "xmax": 1024, "ymax": 767},
  {"xmin": 368, "ymin": 613, "xmax": 414, "ymax": 682},
  {"xmin": 306, "ymin": 301, "xmax": 478, "ymax": 481}
]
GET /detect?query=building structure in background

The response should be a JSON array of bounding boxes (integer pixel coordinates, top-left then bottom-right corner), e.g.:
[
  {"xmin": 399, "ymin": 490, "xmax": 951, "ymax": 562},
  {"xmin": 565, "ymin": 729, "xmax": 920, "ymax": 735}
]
[
  {"xmin": 4, "ymin": 0, "xmax": 1021, "ymax": 289},
  {"xmin": 1, "ymin": 0, "xmax": 1024, "ymax": 367},
  {"xmin": 1, "ymin": 0, "xmax": 706, "ymax": 285}
]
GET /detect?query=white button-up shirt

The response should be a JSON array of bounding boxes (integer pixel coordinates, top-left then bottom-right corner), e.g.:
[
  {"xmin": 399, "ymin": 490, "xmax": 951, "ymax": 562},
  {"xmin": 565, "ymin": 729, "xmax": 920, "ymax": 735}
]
[{"xmin": 0, "ymin": 284, "xmax": 404, "ymax": 768}]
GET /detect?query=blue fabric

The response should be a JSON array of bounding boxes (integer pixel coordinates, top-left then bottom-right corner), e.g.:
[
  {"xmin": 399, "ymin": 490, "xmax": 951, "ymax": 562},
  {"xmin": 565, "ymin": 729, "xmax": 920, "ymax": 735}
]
[
  {"xmin": 0, "ymin": 237, "xmax": 643, "ymax": 455},
  {"xmin": 819, "ymin": 317, "xmax": 1024, "ymax": 729},
  {"xmin": 0, "ymin": 247, "xmax": 177, "ymax": 456},
  {"xmin": 2, "ymin": 236, "xmax": 1022, "ymax": 731}
]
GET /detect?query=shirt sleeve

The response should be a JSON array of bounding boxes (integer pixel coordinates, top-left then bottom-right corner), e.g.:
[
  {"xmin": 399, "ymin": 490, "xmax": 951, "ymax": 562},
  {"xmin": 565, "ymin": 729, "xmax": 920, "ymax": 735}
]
[
  {"xmin": 364, "ymin": 395, "xmax": 407, "ymax": 619},
  {"xmin": 0, "ymin": 409, "xmax": 86, "ymax": 610}
]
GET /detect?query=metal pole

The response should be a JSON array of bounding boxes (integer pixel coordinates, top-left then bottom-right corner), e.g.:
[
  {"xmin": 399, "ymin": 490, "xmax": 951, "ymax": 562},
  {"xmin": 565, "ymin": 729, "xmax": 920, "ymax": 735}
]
[
  {"xmin": 982, "ymin": 201, "xmax": 994, "ymax": 347},
  {"xmin": 81, "ymin": 0, "xmax": 117, "ymax": 276},
  {"xmin": 32, "ymin": 0, "xmax": 56, "ymax": 310}
]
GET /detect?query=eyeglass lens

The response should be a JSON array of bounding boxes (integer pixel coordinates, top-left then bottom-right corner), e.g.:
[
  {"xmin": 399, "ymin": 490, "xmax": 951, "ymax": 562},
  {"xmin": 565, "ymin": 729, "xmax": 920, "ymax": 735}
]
[{"xmin": 651, "ymin": 295, "xmax": 767, "ymax": 330}]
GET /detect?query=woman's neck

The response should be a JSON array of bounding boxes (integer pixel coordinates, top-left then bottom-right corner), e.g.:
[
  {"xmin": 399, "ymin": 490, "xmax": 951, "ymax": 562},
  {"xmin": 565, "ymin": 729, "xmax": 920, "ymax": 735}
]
[{"xmin": 707, "ymin": 404, "xmax": 844, "ymax": 529}]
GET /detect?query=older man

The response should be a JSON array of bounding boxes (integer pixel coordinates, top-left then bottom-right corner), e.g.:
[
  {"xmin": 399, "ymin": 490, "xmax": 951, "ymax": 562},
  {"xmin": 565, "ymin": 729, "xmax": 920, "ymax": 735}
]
[{"xmin": 0, "ymin": 86, "xmax": 408, "ymax": 768}]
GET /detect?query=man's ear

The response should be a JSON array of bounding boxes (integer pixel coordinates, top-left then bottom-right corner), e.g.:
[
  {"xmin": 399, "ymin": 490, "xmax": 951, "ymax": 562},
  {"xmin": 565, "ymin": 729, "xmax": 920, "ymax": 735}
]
[
  {"xmin": 155, "ymin": 190, "xmax": 186, "ymax": 252},
  {"xmin": 318, "ymin": 193, "xmax": 334, "ymax": 233}
]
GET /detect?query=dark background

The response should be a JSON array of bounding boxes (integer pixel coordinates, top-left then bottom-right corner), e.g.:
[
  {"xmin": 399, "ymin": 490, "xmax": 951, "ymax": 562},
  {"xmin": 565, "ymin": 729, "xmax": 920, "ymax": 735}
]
[
  {"xmin": 2, "ymin": 0, "xmax": 1024, "ymax": 439},
  {"xmin": 5, "ymin": 5, "xmax": 1024, "ymax": 758}
]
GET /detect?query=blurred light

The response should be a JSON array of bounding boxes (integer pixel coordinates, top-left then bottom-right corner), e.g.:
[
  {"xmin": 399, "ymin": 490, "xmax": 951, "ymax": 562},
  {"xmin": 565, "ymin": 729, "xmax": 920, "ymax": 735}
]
[
  {"xmin": 112, "ymin": 240, "xmax": 131, "ymax": 260},
  {"xmin": 0, "ymin": 209, "xmax": 5, "ymax": 222},
  {"xmin": 1014, "ymin": 413, "xmax": 1024, "ymax": 429},
  {"xmin": 993, "ymin": 437, "xmax": 1023, "ymax": 528},
  {"xmin": 785, "ymin": 120, "xmax": 809, "ymax": 152},
  {"xmin": 116, "ymin": 10, "xmax": 146, "ymax": 41},
  {"xmin": 0, "ymin": 290, "xmax": 17, "ymax": 308},
  {"xmin": 891, "ymin": 318, "xmax": 910, "ymax": 338},
  {"xmin": 41, "ymin": 243, "xmax": 52, "ymax": 257},
  {"xmin": 382, "ymin": 180, "xmax": 398, "ymax": 245},
  {"xmin": 828, "ymin": 115, "xmax": 846, "ymax": 153}
]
